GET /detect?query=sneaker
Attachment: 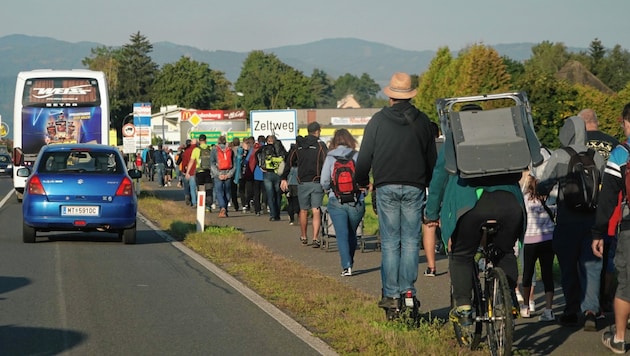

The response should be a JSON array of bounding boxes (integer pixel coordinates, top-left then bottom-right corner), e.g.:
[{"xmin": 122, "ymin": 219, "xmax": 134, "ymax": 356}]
[
  {"xmin": 559, "ymin": 313, "xmax": 579, "ymax": 327},
  {"xmin": 289, "ymin": 220, "xmax": 295, "ymax": 226},
  {"xmin": 341, "ymin": 268, "xmax": 352, "ymax": 276},
  {"xmin": 539, "ymin": 308, "xmax": 555, "ymax": 322},
  {"xmin": 228, "ymin": 202, "xmax": 232, "ymax": 207},
  {"xmin": 241, "ymin": 206, "xmax": 248, "ymax": 214},
  {"xmin": 584, "ymin": 311, "xmax": 597, "ymax": 332},
  {"xmin": 378, "ymin": 297, "xmax": 401, "ymax": 321},
  {"xmin": 211, "ymin": 203, "xmax": 217, "ymax": 210},
  {"xmin": 205, "ymin": 206, "xmax": 212, "ymax": 213},
  {"xmin": 520, "ymin": 305, "xmax": 531, "ymax": 318},
  {"xmin": 218, "ymin": 208, "xmax": 227, "ymax": 218},
  {"xmin": 602, "ymin": 329, "xmax": 626, "ymax": 354},
  {"xmin": 529, "ymin": 299, "xmax": 536, "ymax": 313},
  {"xmin": 515, "ymin": 289, "xmax": 524, "ymax": 304},
  {"xmin": 449, "ymin": 305, "xmax": 473, "ymax": 327},
  {"xmin": 424, "ymin": 267, "xmax": 436, "ymax": 277}
]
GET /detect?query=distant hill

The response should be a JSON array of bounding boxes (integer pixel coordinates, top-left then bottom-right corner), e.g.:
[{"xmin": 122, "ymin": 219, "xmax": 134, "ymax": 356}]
[{"xmin": 0, "ymin": 34, "xmax": 575, "ymax": 138}]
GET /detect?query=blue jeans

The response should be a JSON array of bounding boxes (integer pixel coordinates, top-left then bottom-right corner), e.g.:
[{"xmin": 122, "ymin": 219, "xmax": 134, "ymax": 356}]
[
  {"xmin": 214, "ymin": 177, "xmax": 232, "ymax": 210},
  {"xmin": 327, "ymin": 196, "xmax": 366, "ymax": 270},
  {"xmin": 184, "ymin": 175, "xmax": 197, "ymax": 205},
  {"xmin": 155, "ymin": 163, "xmax": 165, "ymax": 186},
  {"xmin": 376, "ymin": 184, "xmax": 424, "ymax": 298},
  {"xmin": 263, "ymin": 172, "xmax": 282, "ymax": 219},
  {"xmin": 553, "ymin": 221, "xmax": 602, "ymax": 315}
]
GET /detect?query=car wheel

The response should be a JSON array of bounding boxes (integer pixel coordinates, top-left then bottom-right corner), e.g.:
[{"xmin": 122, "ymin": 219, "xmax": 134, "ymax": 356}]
[
  {"xmin": 23, "ymin": 222, "xmax": 36, "ymax": 243},
  {"xmin": 16, "ymin": 191, "xmax": 23, "ymax": 203},
  {"xmin": 122, "ymin": 225, "xmax": 136, "ymax": 245}
]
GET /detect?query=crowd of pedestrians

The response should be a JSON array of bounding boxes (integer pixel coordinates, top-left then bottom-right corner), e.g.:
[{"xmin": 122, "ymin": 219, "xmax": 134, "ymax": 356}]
[{"xmin": 132, "ymin": 70, "xmax": 630, "ymax": 354}]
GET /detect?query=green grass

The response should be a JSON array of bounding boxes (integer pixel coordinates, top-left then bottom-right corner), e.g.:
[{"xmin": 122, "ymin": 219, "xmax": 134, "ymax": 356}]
[{"xmin": 137, "ymin": 189, "xmax": 483, "ymax": 355}]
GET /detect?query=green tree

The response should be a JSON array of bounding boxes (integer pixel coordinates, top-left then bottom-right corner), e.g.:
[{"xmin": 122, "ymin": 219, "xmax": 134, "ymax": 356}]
[
  {"xmin": 235, "ymin": 51, "xmax": 314, "ymax": 110},
  {"xmin": 599, "ymin": 45, "xmax": 630, "ymax": 92},
  {"xmin": 114, "ymin": 32, "xmax": 159, "ymax": 132},
  {"xmin": 82, "ymin": 46, "xmax": 123, "ymax": 128},
  {"xmin": 310, "ymin": 69, "xmax": 336, "ymax": 108},
  {"xmin": 524, "ymin": 41, "xmax": 570, "ymax": 75},
  {"xmin": 152, "ymin": 56, "xmax": 231, "ymax": 110},
  {"xmin": 587, "ymin": 38, "xmax": 606, "ymax": 76},
  {"xmin": 502, "ymin": 55, "xmax": 525, "ymax": 85},
  {"xmin": 416, "ymin": 47, "xmax": 455, "ymax": 121},
  {"xmin": 516, "ymin": 69, "xmax": 578, "ymax": 148},
  {"xmin": 455, "ymin": 44, "xmax": 511, "ymax": 96},
  {"xmin": 332, "ymin": 73, "xmax": 381, "ymax": 107}
]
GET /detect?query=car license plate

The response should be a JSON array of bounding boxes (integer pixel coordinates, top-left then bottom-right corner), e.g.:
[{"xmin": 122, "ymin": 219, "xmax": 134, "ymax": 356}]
[{"xmin": 61, "ymin": 206, "xmax": 99, "ymax": 216}]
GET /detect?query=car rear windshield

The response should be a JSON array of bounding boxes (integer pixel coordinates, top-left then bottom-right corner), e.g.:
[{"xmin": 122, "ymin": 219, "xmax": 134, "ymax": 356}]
[{"xmin": 39, "ymin": 150, "xmax": 123, "ymax": 174}]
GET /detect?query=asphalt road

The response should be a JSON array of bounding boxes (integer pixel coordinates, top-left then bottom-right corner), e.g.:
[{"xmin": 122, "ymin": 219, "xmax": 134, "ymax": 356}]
[{"xmin": 0, "ymin": 176, "xmax": 325, "ymax": 356}]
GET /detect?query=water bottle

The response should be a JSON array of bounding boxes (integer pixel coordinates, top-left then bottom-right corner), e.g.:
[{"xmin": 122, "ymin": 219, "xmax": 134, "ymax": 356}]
[{"xmin": 478, "ymin": 256, "xmax": 486, "ymax": 272}]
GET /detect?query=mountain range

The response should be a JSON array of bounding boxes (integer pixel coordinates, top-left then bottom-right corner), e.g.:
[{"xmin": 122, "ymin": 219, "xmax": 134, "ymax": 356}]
[{"xmin": 0, "ymin": 34, "xmax": 583, "ymax": 137}]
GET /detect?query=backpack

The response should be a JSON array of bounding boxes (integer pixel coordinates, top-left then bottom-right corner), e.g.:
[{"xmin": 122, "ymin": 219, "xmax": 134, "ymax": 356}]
[
  {"xmin": 216, "ymin": 145, "xmax": 233, "ymax": 170},
  {"xmin": 259, "ymin": 144, "xmax": 282, "ymax": 171},
  {"xmin": 560, "ymin": 146, "xmax": 600, "ymax": 213},
  {"xmin": 331, "ymin": 150, "xmax": 359, "ymax": 204},
  {"xmin": 199, "ymin": 146, "xmax": 212, "ymax": 171}
]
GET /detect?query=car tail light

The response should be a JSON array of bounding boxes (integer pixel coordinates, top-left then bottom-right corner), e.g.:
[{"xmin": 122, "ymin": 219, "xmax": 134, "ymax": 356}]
[
  {"xmin": 74, "ymin": 220, "xmax": 87, "ymax": 226},
  {"xmin": 115, "ymin": 177, "xmax": 134, "ymax": 196},
  {"xmin": 27, "ymin": 175, "xmax": 46, "ymax": 195}
]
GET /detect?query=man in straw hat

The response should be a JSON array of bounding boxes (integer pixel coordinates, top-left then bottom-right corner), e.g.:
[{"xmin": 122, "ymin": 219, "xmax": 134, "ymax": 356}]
[{"xmin": 355, "ymin": 72, "xmax": 437, "ymax": 321}]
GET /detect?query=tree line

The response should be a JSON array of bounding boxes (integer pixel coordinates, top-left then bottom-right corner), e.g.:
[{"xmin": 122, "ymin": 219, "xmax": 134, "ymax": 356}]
[{"xmin": 83, "ymin": 32, "xmax": 630, "ymax": 148}]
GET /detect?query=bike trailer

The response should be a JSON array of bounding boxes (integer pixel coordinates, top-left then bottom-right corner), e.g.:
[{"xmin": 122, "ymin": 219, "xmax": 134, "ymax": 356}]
[{"xmin": 436, "ymin": 92, "xmax": 543, "ymax": 178}]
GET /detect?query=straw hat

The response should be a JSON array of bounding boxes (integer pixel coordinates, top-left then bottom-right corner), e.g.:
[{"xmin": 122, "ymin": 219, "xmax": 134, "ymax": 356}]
[{"xmin": 383, "ymin": 72, "xmax": 417, "ymax": 99}]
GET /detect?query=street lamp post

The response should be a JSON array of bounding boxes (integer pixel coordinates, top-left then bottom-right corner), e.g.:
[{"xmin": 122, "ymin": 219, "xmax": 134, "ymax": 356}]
[
  {"xmin": 160, "ymin": 106, "xmax": 167, "ymax": 145},
  {"xmin": 234, "ymin": 91, "xmax": 244, "ymax": 109}
]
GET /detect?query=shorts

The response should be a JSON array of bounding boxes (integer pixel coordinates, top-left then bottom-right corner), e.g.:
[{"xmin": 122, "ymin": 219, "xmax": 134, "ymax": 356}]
[
  {"xmin": 196, "ymin": 170, "xmax": 213, "ymax": 187},
  {"xmin": 615, "ymin": 229, "xmax": 630, "ymax": 302},
  {"xmin": 297, "ymin": 181, "xmax": 324, "ymax": 210}
]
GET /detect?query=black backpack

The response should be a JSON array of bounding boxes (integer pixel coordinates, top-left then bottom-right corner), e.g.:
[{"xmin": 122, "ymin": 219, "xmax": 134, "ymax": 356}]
[{"xmin": 560, "ymin": 147, "xmax": 600, "ymax": 213}]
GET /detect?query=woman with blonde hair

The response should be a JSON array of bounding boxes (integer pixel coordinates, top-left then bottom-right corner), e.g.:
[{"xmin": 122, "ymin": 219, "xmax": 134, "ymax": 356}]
[{"xmin": 320, "ymin": 129, "xmax": 365, "ymax": 276}]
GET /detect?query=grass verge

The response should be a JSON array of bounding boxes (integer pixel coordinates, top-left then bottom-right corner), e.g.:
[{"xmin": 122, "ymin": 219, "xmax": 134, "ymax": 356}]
[{"xmin": 138, "ymin": 190, "xmax": 490, "ymax": 355}]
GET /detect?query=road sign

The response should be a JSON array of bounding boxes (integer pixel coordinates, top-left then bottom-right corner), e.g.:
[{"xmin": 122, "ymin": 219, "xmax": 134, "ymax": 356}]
[
  {"xmin": 250, "ymin": 110, "xmax": 297, "ymax": 141},
  {"xmin": 122, "ymin": 123, "xmax": 136, "ymax": 137},
  {"xmin": 0, "ymin": 122, "xmax": 8, "ymax": 137},
  {"xmin": 123, "ymin": 137, "xmax": 136, "ymax": 154}
]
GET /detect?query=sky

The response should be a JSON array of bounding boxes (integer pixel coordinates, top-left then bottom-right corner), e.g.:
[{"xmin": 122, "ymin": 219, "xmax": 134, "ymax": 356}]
[{"xmin": 1, "ymin": 0, "xmax": 628, "ymax": 53}]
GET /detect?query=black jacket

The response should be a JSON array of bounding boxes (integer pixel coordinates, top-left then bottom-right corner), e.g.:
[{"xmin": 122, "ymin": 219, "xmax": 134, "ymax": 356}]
[{"xmin": 355, "ymin": 101, "xmax": 437, "ymax": 189}]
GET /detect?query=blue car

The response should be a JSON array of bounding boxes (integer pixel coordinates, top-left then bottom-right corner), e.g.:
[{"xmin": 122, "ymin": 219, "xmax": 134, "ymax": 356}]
[{"xmin": 21, "ymin": 144, "xmax": 142, "ymax": 244}]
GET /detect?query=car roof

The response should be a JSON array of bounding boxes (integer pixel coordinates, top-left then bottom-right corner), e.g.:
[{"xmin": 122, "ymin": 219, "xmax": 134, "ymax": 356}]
[{"xmin": 41, "ymin": 143, "xmax": 119, "ymax": 153}]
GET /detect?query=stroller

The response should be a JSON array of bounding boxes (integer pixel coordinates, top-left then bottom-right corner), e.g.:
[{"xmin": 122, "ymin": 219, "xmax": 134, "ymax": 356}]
[{"xmin": 320, "ymin": 206, "xmax": 366, "ymax": 252}]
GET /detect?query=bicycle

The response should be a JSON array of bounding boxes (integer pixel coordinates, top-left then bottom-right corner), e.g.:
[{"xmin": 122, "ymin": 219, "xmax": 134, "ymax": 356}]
[{"xmin": 451, "ymin": 220, "xmax": 516, "ymax": 356}]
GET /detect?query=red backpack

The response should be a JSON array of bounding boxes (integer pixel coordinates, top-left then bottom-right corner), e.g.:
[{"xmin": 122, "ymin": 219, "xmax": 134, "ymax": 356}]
[
  {"xmin": 217, "ymin": 145, "xmax": 233, "ymax": 170},
  {"xmin": 331, "ymin": 151, "xmax": 359, "ymax": 204}
]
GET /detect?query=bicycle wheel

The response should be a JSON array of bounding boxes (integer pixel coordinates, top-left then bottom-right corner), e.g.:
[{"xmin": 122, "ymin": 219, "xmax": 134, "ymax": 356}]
[
  {"xmin": 450, "ymin": 277, "xmax": 482, "ymax": 349},
  {"xmin": 486, "ymin": 267, "xmax": 514, "ymax": 356}
]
